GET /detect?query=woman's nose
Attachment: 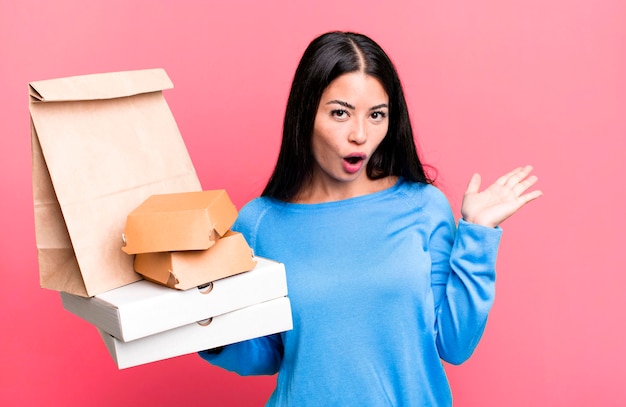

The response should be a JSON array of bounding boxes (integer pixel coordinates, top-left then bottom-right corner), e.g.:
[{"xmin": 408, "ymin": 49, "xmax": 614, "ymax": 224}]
[{"xmin": 348, "ymin": 120, "xmax": 367, "ymax": 145}]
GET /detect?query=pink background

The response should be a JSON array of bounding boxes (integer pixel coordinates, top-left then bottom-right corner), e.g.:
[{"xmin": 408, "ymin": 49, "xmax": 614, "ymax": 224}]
[{"xmin": 1, "ymin": 0, "xmax": 625, "ymax": 405}]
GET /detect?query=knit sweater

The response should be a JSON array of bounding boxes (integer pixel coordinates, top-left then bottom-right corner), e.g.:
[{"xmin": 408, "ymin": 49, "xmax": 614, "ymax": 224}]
[{"xmin": 200, "ymin": 178, "xmax": 502, "ymax": 406}]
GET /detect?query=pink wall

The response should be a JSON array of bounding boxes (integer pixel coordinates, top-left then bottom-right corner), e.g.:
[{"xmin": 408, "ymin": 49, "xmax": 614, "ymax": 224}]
[{"xmin": 1, "ymin": 0, "xmax": 625, "ymax": 405}]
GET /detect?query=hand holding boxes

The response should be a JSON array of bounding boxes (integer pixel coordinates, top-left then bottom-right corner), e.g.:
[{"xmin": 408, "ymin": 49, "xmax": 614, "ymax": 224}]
[
  {"xmin": 62, "ymin": 189, "xmax": 293, "ymax": 369},
  {"xmin": 29, "ymin": 69, "xmax": 292, "ymax": 369},
  {"xmin": 62, "ymin": 257, "xmax": 292, "ymax": 369}
]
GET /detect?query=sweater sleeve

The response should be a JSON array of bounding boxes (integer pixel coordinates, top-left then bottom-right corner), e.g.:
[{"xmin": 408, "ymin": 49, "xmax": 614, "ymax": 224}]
[
  {"xmin": 428, "ymin": 193, "xmax": 502, "ymax": 365},
  {"xmin": 198, "ymin": 199, "xmax": 284, "ymax": 376},
  {"xmin": 198, "ymin": 333, "xmax": 284, "ymax": 376}
]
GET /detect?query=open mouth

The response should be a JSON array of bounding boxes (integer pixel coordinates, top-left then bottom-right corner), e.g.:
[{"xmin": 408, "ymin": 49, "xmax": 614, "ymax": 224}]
[
  {"xmin": 344, "ymin": 156, "xmax": 363, "ymax": 165},
  {"xmin": 342, "ymin": 154, "xmax": 366, "ymax": 174}
]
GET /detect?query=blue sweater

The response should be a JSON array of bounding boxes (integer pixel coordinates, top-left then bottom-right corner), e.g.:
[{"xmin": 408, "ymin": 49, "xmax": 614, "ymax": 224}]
[{"xmin": 200, "ymin": 179, "xmax": 502, "ymax": 406}]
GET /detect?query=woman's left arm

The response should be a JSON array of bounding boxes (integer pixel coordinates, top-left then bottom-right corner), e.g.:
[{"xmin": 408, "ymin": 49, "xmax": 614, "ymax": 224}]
[{"xmin": 432, "ymin": 165, "xmax": 542, "ymax": 364}]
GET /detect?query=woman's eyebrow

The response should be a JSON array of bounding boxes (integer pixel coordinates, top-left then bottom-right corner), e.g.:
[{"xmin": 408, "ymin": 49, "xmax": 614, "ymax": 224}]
[
  {"xmin": 370, "ymin": 103, "xmax": 388, "ymax": 110},
  {"xmin": 326, "ymin": 99, "xmax": 355, "ymax": 110},
  {"xmin": 325, "ymin": 100, "xmax": 389, "ymax": 111}
]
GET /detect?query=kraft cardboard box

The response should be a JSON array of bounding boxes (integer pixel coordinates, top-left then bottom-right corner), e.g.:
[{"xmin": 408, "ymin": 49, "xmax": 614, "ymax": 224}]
[
  {"xmin": 30, "ymin": 69, "xmax": 201, "ymax": 297},
  {"xmin": 99, "ymin": 296, "xmax": 293, "ymax": 369},
  {"xmin": 122, "ymin": 190, "xmax": 238, "ymax": 254},
  {"xmin": 61, "ymin": 257, "xmax": 287, "ymax": 342},
  {"xmin": 134, "ymin": 230, "xmax": 256, "ymax": 290}
]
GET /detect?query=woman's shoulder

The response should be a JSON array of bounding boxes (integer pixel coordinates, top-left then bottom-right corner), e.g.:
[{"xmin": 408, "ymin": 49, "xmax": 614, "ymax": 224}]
[
  {"xmin": 237, "ymin": 197, "xmax": 273, "ymax": 220},
  {"xmin": 239, "ymin": 196, "xmax": 268, "ymax": 211},
  {"xmin": 233, "ymin": 196, "xmax": 279, "ymax": 231},
  {"xmin": 395, "ymin": 179, "xmax": 451, "ymax": 208},
  {"xmin": 394, "ymin": 180, "xmax": 456, "ymax": 231}
]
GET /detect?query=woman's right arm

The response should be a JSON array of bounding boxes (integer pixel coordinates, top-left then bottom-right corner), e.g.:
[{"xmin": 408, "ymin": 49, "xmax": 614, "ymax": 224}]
[
  {"xmin": 198, "ymin": 333, "xmax": 284, "ymax": 376},
  {"xmin": 199, "ymin": 200, "xmax": 284, "ymax": 376}
]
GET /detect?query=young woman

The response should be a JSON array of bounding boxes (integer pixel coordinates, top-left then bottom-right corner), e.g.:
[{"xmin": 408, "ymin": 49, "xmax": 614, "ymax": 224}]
[{"xmin": 200, "ymin": 31, "xmax": 541, "ymax": 406}]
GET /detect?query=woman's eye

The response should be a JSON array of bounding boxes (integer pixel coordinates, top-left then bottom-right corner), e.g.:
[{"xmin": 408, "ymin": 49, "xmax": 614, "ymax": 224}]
[
  {"xmin": 371, "ymin": 111, "xmax": 387, "ymax": 120},
  {"xmin": 331, "ymin": 109, "xmax": 348, "ymax": 118}
]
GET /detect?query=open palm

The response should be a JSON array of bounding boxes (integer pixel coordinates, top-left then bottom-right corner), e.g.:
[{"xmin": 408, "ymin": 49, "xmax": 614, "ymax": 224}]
[{"xmin": 461, "ymin": 165, "xmax": 543, "ymax": 228}]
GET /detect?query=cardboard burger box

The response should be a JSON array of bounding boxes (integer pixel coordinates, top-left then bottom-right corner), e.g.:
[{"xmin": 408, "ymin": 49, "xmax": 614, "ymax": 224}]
[
  {"xmin": 100, "ymin": 296, "xmax": 292, "ymax": 369},
  {"xmin": 122, "ymin": 189, "xmax": 257, "ymax": 290},
  {"xmin": 122, "ymin": 190, "xmax": 238, "ymax": 254},
  {"xmin": 135, "ymin": 230, "xmax": 256, "ymax": 290},
  {"xmin": 61, "ymin": 257, "xmax": 288, "ymax": 342}
]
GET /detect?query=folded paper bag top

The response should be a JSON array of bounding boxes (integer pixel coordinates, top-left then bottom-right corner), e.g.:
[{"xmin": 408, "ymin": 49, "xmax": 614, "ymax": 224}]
[{"xmin": 121, "ymin": 190, "xmax": 238, "ymax": 254}]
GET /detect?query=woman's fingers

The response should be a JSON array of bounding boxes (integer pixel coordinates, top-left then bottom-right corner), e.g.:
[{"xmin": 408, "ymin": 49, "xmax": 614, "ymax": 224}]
[
  {"xmin": 462, "ymin": 165, "xmax": 542, "ymax": 227},
  {"xmin": 495, "ymin": 165, "xmax": 535, "ymax": 192},
  {"xmin": 513, "ymin": 174, "xmax": 539, "ymax": 196},
  {"xmin": 518, "ymin": 189, "xmax": 544, "ymax": 205},
  {"xmin": 495, "ymin": 166, "xmax": 523, "ymax": 186},
  {"xmin": 465, "ymin": 173, "xmax": 482, "ymax": 195}
]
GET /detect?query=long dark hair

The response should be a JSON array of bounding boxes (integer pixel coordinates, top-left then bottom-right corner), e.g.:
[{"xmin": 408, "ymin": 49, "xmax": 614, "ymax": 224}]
[{"xmin": 262, "ymin": 31, "xmax": 434, "ymax": 201}]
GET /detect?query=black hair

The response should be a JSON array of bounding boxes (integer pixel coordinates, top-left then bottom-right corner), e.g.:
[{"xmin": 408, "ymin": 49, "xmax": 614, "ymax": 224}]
[{"xmin": 262, "ymin": 31, "xmax": 434, "ymax": 201}]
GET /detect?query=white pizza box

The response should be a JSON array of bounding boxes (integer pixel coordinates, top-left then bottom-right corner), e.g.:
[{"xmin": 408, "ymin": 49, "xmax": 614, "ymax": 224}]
[
  {"xmin": 100, "ymin": 296, "xmax": 292, "ymax": 369},
  {"xmin": 61, "ymin": 257, "xmax": 287, "ymax": 341}
]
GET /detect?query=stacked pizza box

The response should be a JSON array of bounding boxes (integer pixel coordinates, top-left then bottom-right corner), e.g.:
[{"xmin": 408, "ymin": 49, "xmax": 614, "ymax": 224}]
[{"xmin": 60, "ymin": 190, "xmax": 292, "ymax": 369}]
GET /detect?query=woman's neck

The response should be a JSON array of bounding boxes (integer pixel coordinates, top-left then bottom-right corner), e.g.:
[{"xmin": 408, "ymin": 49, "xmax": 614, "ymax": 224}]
[{"xmin": 293, "ymin": 175, "xmax": 398, "ymax": 204}]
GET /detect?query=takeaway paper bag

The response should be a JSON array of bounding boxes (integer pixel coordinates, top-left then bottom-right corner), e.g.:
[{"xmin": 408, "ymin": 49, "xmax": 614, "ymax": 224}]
[{"xmin": 30, "ymin": 69, "xmax": 201, "ymax": 297}]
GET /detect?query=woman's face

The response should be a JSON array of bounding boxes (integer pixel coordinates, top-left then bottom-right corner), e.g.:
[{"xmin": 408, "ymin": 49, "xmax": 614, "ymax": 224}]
[{"xmin": 310, "ymin": 72, "xmax": 389, "ymax": 194}]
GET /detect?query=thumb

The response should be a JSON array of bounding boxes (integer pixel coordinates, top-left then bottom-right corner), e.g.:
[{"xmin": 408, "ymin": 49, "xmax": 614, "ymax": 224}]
[{"xmin": 465, "ymin": 173, "xmax": 481, "ymax": 195}]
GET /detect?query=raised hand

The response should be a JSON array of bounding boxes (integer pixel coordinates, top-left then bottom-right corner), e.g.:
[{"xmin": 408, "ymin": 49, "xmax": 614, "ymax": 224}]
[{"xmin": 461, "ymin": 165, "xmax": 543, "ymax": 228}]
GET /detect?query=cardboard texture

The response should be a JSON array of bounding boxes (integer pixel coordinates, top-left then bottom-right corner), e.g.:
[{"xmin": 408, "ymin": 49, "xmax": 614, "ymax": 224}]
[
  {"xmin": 30, "ymin": 68, "xmax": 201, "ymax": 297},
  {"xmin": 122, "ymin": 190, "xmax": 238, "ymax": 254},
  {"xmin": 134, "ymin": 231, "xmax": 256, "ymax": 290},
  {"xmin": 99, "ymin": 296, "xmax": 293, "ymax": 369},
  {"xmin": 60, "ymin": 257, "xmax": 287, "ymax": 341}
]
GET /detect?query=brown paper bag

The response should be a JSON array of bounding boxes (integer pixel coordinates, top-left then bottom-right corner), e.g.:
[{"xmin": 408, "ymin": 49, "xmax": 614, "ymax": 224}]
[{"xmin": 30, "ymin": 68, "xmax": 201, "ymax": 297}]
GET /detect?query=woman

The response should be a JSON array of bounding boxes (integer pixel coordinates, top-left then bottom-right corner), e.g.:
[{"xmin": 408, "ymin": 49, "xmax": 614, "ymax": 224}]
[{"xmin": 200, "ymin": 31, "xmax": 541, "ymax": 406}]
